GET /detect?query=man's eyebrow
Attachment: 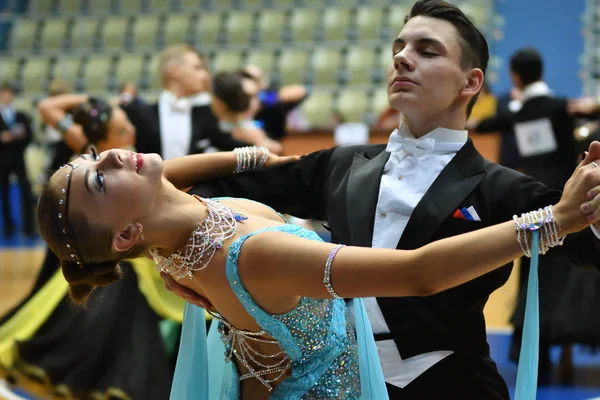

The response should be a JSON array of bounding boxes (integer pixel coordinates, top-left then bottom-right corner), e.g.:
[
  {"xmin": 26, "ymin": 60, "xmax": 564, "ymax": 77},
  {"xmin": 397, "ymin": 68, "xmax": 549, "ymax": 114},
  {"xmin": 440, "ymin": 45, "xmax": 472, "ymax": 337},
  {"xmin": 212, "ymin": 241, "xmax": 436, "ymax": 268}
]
[{"xmin": 394, "ymin": 37, "xmax": 445, "ymax": 47}]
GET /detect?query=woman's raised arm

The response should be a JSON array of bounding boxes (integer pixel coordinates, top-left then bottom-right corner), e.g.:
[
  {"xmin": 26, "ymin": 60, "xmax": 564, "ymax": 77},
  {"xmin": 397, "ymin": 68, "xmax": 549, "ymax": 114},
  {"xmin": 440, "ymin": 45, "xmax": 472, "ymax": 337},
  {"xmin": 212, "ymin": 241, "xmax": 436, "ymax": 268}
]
[
  {"xmin": 239, "ymin": 221, "xmax": 529, "ymax": 299},
  {"xmin": 239, "ymin": 196, "xmax": 595, "ymax": 300},
  {"xmin": 163, "ymin": 148, "xmax": 299, "ymax": 190},
  {"xmin": 38, "ymin": 94, "xmax": 89, "ymax": 153}
]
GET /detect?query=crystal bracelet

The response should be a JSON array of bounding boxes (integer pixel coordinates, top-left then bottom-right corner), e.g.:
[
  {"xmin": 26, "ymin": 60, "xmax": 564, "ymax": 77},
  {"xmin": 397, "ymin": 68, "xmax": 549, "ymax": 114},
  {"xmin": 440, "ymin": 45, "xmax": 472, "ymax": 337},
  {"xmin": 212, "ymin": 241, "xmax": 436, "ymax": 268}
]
[
  {"xmin": 513, "ymin": 205, "xmax": 565, "ymax": 258},
  {"xmin": 324, "ymin": 244, "xmax": 345, "ymax": 299},
  {"xmin": 234, "ymin": 146, "xmax": 269, "ymax": 173}
]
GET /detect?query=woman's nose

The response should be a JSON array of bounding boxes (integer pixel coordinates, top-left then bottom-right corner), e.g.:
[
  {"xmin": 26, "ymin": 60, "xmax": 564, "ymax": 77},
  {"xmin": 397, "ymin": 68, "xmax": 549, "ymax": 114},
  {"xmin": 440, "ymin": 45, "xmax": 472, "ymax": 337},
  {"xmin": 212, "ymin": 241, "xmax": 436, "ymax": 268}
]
[{"xmin": 102, "ymin": 149, "xmax": 124, "ymax": 168}]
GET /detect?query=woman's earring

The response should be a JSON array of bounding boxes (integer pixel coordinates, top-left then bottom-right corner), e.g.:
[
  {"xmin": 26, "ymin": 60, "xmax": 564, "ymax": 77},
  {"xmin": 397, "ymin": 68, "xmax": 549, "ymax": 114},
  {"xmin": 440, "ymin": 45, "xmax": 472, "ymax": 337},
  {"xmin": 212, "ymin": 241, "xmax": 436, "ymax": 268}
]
[{"xmin": 140, "ymin": 226, "xmax": 145, "ymax": 241}]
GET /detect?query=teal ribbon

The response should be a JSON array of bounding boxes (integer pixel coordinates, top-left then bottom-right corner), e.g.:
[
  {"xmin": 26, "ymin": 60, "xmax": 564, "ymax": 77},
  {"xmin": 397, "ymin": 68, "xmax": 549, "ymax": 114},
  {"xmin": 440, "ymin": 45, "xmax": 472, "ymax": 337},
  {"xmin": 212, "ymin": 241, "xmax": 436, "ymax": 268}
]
[{"xmin": 515, "ymin": 231, "xmax": 540, "ymax": 400}]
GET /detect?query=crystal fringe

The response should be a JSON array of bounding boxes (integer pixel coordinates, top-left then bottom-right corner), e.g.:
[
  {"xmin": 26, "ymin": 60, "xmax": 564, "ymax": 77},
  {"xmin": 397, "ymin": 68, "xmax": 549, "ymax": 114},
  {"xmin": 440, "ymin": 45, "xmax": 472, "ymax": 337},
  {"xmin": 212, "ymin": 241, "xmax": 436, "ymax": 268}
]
[
  {"xmin": 209, "ymin": 310, "xmax": 292, "ymax": 392},
  {"xmin": 149, "ymin": 196, "xmax": 247, "ymax": 280}
]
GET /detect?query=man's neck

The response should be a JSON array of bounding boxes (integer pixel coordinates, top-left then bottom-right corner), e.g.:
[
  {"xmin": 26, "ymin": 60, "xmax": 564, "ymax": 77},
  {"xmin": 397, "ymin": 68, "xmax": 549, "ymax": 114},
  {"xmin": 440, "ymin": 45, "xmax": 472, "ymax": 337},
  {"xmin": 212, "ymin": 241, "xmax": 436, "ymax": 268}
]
[
  {"xmin": 402, "ymin": 111, "xmax": 467, "ymax": 138},
  {"xmin": 162, "ymin": 84, "xmax": 187, "ymax": 99}
]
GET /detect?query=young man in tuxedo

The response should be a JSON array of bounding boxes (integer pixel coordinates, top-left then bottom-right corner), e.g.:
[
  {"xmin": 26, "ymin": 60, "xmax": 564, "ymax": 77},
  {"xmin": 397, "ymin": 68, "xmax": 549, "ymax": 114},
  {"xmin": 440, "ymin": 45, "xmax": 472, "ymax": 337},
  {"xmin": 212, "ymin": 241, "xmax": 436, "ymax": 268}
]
[
  {"xmin": 121, "ymin": 45, "xmax": 267, "ymax": 159},
  {"xmin": 0, "ymin": 82, "xmax": 34, "ymax": 237},
  {"xmin": 166, "ymin": 1, "xmax": 600, "ymax": 398}
]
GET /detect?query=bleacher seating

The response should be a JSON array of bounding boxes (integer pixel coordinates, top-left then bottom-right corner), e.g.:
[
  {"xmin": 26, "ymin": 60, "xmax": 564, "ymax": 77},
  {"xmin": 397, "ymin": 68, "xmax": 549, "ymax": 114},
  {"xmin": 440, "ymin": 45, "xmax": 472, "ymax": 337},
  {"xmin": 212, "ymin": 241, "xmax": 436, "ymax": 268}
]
[{"xmin": 0, "ymin": 0, "xmax": 496, "ymax": 127}]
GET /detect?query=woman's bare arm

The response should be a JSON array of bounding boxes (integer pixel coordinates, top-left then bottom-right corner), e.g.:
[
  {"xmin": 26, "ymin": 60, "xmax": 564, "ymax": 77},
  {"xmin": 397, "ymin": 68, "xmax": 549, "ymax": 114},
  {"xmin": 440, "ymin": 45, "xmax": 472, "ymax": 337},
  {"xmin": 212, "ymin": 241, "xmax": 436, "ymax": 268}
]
[
  {"xmin": 239, "ymin": 195, "xmax": 595, "ymax": 300},
  {"xmin": 239, "ymin": 221, "xmax": 529, "ymax": 299},
  {"xmin": 38, "ymin": 94, "xmax": 89, "ymax": 153},
  {"xmin": 163, "ymin": 152, "xmax": 239, "ymax": 190},
  {"xmin": 163, "ymin": 150, "xmax": 300, "ymax": 190}
]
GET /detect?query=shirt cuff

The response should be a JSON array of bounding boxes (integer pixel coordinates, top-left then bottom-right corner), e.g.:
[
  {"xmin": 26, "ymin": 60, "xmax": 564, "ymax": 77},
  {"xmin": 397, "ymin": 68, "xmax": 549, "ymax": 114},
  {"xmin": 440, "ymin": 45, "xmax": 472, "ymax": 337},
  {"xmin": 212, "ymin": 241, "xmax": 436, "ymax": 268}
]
[{"xmin": 591, "ymin": 224, "xmax": 600, "ymax": 240}]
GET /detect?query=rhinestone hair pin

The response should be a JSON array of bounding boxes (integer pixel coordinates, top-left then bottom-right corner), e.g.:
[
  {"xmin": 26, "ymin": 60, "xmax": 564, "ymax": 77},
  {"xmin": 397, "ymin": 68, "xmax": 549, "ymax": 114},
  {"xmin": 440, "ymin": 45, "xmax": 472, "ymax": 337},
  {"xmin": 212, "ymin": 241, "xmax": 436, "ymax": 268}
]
[{"xmin": 58, "ymin": 163, "xmax": 83, "ymax": 267}]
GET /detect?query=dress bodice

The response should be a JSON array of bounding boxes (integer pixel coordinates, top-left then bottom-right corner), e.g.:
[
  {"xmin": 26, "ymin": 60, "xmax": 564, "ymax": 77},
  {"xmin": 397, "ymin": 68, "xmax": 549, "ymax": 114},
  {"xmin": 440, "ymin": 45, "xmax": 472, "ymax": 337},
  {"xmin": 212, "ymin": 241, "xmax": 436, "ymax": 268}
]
[{"xmin": 222, "ymin": 224, "xmax": 361, "ymax": 399}]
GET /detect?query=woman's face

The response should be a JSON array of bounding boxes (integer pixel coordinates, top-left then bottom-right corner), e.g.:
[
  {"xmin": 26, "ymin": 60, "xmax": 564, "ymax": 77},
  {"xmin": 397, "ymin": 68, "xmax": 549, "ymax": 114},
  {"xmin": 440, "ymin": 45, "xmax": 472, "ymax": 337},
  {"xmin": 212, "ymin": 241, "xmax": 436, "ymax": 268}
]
[
  {"xmin": 100, "ymin": 107, "xmax": 136, "ymax": 151},
  {"xmin": 52, "ymin": 148, "xmax": 163, "ymax": 235}
]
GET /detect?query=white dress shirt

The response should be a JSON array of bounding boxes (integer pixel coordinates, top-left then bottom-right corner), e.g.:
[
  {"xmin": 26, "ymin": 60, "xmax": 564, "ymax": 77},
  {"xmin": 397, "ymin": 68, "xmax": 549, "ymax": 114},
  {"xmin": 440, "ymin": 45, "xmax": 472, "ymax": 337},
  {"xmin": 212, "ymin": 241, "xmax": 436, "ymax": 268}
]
[
  {"xmin": 158, "ymin": 91, "xmax": 211, "ymax": 160},
  {"xmin": 0, "ymin": 105, "xmax": 15, "ymax": 128},
  {"xmin": 368, "ymin": 123, "xmax": 467, "ymax": 389}
]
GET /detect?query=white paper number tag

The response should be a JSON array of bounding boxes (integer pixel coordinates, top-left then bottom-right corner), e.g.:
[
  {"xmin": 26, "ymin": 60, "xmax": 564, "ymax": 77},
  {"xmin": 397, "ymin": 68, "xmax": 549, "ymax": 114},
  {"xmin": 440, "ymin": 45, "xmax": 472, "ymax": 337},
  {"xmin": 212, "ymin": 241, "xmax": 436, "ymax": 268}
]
[{"xmin": 514, "ymin": 118, "xmax": 557, "ymax": 157}]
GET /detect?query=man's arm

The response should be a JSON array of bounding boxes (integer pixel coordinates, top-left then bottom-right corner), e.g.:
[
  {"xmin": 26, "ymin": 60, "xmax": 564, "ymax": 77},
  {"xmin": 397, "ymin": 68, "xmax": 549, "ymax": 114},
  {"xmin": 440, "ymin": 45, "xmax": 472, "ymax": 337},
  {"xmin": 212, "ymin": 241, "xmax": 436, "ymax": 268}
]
[
  {"xmin": 567, "ymin": 96, "xmax": 600, "ymax": 118},
  {"xmin": 470, "ymin": 111, "xmax": 513, "ymax": 134},
  {"xmin": 22, "ymin": 113, "xmax": 33, "ymax": 147},
  {"xmin": 487, "ymin": 164, "xmax": 600, "ymax": 270},
  {"xmin": 189, "ymin": 147, "xmax": 336, "ymax": 220},
  {"xmin": 204, "ymin": 125, "xmax": 252, "ymax": 151},
  {"xmin": 16, "ymin": 112, "xmax": 33, "ymax": 148}
]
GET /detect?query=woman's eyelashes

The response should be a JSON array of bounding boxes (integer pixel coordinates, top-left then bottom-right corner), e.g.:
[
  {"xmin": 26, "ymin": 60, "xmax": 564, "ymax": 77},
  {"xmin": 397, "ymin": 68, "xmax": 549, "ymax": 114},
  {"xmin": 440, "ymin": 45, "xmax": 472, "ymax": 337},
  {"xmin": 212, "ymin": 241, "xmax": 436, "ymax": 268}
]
[{"xmin": 95, "ymin": 170, "xmax": 105, "ymax": 191}]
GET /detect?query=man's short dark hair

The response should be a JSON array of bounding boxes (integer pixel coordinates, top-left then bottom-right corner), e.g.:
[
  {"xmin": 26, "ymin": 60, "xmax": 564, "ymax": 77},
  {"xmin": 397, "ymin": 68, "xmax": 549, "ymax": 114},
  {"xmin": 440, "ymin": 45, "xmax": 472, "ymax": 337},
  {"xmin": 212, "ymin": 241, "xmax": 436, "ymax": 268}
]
[
  {"xmin": 213, "ymin": 71, "xmax": 251, "ymax": 113},
  {"xmin": 510, "ymin": 48, "xmax": 543, "ymax": 87},
  {"xmin": 405, "ymin": 0, "xmax": 489, "ymax": 116}
]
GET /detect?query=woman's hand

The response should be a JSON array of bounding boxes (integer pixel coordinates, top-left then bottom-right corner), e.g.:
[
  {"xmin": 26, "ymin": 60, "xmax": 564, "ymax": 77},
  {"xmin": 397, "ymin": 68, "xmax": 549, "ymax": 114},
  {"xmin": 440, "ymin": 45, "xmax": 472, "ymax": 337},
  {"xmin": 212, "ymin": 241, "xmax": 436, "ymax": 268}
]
[
  {"xmin": 262, "ymin": 149, "xmax": 301, "ymax": 168},
  {"xmin": 554, "ymin": 141, "xmax": 600, "ymax": 234}
]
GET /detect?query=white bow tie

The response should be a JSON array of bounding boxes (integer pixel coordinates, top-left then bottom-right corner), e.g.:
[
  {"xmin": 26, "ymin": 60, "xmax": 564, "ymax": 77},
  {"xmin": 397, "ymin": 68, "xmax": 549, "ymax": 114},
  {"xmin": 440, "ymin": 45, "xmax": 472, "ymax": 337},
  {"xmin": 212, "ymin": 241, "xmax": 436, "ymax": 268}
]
[
  {"xmin": 386, "ymin": 130, "xmax": 436, "ymax": 159},
  {"xmin": 170, "ymin": 97, "xmax": 192, "ymax": 113}
]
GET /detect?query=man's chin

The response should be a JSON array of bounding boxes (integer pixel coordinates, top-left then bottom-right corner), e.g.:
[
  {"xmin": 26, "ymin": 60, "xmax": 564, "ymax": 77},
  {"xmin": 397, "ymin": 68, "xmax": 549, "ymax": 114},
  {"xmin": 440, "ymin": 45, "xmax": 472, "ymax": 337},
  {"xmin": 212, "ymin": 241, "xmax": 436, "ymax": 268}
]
[{"xmin": 388, "ymin": 93, "xmax": 417, "ymax": 112}]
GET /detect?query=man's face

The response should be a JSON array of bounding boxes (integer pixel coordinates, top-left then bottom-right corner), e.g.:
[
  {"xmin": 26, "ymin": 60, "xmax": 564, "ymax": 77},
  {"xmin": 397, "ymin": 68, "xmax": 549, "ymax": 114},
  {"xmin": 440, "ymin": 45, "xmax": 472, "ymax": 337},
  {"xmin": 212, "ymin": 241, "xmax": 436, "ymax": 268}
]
[
  {"xmin": 173, "ymin": 52, "xmax": 211, "ymax": 96},
  {"xmin": 0, "ymin": 89, "xmax": 14, "ymax": 106},
  {"xmin": 245, "ymin": 65, "xmax": 266, "ymax": 90},
  {"xmin": 387, "ymin": 16, "xmax": 472, "ymax": 120}
]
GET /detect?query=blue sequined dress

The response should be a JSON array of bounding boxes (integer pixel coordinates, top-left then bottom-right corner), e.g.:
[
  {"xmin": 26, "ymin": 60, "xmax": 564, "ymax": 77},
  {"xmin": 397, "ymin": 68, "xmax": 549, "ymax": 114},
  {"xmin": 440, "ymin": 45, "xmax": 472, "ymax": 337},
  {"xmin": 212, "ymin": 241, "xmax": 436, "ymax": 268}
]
[{"xmin": 170, "ymin": 224, "xmax": 388, "ymax": 399}]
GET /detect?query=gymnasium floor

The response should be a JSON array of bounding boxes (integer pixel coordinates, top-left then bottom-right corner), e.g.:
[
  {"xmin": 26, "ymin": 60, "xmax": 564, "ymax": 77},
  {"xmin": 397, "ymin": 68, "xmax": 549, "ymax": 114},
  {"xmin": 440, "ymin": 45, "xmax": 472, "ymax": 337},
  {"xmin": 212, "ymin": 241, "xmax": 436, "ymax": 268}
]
[{"xmin": 1, "ymin": 194, "xmax": 600, "ymax": 399}]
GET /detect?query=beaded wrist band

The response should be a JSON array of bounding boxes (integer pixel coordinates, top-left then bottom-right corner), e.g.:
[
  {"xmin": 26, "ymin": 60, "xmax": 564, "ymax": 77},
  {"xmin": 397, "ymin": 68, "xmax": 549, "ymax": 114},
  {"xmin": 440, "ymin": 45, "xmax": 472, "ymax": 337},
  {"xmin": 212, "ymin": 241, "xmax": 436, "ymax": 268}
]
[
  {"xmin": 323, "ymin": 244, "xmax": 345, "ymax": 299},
  {"xmin": 513, "ymin": 205, "xmax": 565, "ymax": 258},
  {"xmin": 234, "ymin": 146, "xmax": 269, "ymax": 173},
  {"xmin": 56, "ymin": 114, "xmax": 74, "ymax": 134}
]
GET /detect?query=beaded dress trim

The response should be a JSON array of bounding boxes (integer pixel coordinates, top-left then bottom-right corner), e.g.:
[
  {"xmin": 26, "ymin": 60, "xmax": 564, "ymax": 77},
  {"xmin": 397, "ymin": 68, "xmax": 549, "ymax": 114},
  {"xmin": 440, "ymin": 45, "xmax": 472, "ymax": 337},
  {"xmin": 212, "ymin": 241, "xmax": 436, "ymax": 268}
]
[
  {"xmin": 149, "ymin": 196, "xmax": 292, "ymax": 391},
  {"xmin": 149, "ymin": 196, "xmax": 247, "ymax": 280},
  {"xmin": 208, "ymin": 310, "xmax": 292, "ymax": 392}
]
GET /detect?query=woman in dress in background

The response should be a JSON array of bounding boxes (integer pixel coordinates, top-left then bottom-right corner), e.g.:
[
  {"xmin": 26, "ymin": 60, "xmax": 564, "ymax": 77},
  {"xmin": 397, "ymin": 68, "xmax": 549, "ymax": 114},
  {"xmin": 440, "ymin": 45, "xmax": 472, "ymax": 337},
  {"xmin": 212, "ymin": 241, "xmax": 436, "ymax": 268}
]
[{"xmin": 0, "ymin": 95, "xmax": 179, "ymax": 400}]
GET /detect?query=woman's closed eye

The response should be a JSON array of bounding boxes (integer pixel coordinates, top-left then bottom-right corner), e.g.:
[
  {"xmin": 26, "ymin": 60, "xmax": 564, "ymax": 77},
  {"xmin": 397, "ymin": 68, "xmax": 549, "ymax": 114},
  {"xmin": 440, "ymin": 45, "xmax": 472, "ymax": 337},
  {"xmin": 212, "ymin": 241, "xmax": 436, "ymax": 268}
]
[
  {"xmin": 95, "ymin": 170, "xmax": 105, "ymax": 191},
  {"xmin": 88, "ymin": 147, "xmax": 106, "ymax": 192}
]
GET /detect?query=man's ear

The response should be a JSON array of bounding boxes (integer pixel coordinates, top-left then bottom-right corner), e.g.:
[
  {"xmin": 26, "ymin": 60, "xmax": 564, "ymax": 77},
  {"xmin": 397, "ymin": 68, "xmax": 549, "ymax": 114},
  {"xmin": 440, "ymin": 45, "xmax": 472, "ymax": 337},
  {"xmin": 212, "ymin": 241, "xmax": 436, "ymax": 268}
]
[
  {"xmin": 165, "ymin": 63, "xmax": 179, "ymax": 81},
  {"xmin": 462, "ymin": 68, "xmax": 484, "ymax": 99},
  {"xmin": 112, "ymin": 223, "xmax": 142, "ymax": 253}
]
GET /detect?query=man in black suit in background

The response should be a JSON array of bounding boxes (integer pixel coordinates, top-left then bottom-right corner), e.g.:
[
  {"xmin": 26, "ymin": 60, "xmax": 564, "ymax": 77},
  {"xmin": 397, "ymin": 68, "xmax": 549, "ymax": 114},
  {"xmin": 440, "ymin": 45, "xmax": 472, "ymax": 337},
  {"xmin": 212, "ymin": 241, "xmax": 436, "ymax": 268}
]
[
  {"xmin": 0, "ymin": 82, "xmax": 34, "ymax": 237},
  {"xmin": 121, "ymin": 45, "xmax": 279, "ymax": 159}
]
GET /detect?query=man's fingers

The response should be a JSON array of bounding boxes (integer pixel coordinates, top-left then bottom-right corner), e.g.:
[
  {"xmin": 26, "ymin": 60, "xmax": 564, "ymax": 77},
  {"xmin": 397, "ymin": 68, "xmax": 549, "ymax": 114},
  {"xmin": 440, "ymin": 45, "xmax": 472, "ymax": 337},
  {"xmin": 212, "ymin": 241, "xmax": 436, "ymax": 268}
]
[
  {"xmin": 160, "ymin": 272, "xmax": 176, "ymax": 288},
  {"xmin": 160, "ymin": 272, "xmax": 194, "ymax": 297},
  {"xmin": 159, "ymin": 272, "xmax": 212, "ymax": 308},
  {"xmin": 588, "ymin": 141, "xmax": 600, "ymax": 162}
]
